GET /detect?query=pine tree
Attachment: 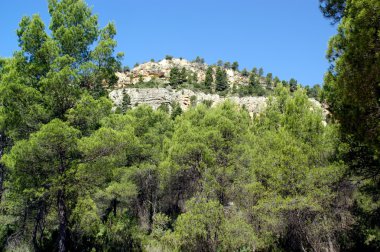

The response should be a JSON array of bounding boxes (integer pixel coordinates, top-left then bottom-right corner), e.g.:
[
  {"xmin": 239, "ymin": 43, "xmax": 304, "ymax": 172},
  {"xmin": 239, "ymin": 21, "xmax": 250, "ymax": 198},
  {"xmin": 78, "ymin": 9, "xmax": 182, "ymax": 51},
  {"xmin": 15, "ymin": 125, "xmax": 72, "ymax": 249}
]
[
  {"xmin": 289, "ymin": 78, "xmax": 298, "ymax": 92},
  {"xmin": 249, "ymin": 71, "xmax": 257, "ymax": 87},
  {"xmin": 241, "ymin": 68, "xmax": 249, "ymax": 77},
  {"xmin": 180, "ymin": 67, "xmax": 187, "ymax": 84},
  {"xmin": 232, "ymin": 61, "xmax": 239, "ymax": 71},
  {"xmin": 266, "ymin": 73, "xmax": 273, "ymax": 88},
  {"xmin": 169, "ymin": 67, "xmax": 180, "ymax": 88},
  {"xmin": 204, "ymin": 66, "xmax": 213, "ymax": 90},
  {"xmin": 215, "ymin": 67, "xmax": 228, "ymax": 91},
  {"xmin": 3, "ymin": 119, "xmax": 80, "ymax": 252},
  {"xmin": 258, "ymin": 67, "xmax": 264, "ymax": 77}
]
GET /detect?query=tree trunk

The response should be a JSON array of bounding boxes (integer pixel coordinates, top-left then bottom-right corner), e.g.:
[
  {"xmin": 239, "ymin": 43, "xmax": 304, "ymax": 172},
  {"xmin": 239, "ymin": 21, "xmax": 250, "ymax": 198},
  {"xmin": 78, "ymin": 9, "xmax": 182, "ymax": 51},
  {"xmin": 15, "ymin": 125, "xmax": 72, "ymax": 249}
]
[
  {"xmin": 58, "ymin": 189, "xmax": 67, "ymax": 252},
  {"xmin": 0, "ymin": 163, "xmax": 4, "ymax": 201},
  {"xmin": 0, "ymin": 133, "xmax": 6, "ymax": 201}
]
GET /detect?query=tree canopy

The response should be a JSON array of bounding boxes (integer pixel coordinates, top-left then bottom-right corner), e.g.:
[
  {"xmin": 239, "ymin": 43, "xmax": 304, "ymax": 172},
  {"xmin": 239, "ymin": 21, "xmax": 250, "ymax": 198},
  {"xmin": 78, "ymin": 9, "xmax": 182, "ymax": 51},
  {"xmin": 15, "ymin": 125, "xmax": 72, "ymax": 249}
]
[{"xmin": 0, "ymin": 0, "xmax": 378, "ymax": 251}]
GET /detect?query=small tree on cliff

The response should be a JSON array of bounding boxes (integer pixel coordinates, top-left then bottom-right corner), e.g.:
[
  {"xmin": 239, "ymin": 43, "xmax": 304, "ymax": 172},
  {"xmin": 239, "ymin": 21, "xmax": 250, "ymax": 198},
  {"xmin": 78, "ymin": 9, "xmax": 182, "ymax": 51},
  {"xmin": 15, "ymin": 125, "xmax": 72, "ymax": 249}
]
[
  {"xmin": 169, "ymin": 67, "xmax": 181, "ymax": 88},
  {"xmin": 204, "ymin": 66, "xmax": 214, "ymax": 90},
  {"xmin": 215, "ymin": 67, "xmax": 228, "ymax": 92}
]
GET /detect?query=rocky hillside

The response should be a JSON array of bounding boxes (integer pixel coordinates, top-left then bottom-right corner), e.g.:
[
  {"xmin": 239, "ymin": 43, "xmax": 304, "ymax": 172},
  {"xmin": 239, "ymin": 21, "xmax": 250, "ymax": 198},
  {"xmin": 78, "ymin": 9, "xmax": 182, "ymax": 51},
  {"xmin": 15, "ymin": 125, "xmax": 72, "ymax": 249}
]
[
  {"xmin": 115, "ymin": 58, "xmax": 259, "ymax": 88},
  {"xmin": 110, "ymin": 88, "xmax": 268, "ymax": 116},
  {"xmin": 109, "ymin": 88, "xmax": 328, "ymax": 121},
  {"xmin": 109, "ymin": 58, "xmax": 328, "ymax": 118}
]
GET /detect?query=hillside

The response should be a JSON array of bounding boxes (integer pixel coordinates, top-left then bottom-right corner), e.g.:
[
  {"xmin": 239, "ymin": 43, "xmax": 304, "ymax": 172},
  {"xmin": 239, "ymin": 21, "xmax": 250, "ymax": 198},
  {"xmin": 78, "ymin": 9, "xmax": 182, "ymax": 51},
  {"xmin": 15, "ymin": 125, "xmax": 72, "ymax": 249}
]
[
  {"xmin": 115, "ymin": 58, "xmax": 265, "ymax": 88},
  {"xmin": 1, "ymin": 0, "xmax": 379, "ymax": 251},
  {"xmin": 110, "ymin": 58, "xmax": 326, "ymax": 117}
]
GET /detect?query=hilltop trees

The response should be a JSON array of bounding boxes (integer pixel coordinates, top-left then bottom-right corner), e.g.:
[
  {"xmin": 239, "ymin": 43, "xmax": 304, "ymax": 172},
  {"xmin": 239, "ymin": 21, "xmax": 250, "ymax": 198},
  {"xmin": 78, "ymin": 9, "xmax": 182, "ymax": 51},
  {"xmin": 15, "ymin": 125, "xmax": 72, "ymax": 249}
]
[
  {"xmin": 289, "ymin": 78, "xmax": 298, "ymax": 92},
  {"xmin": 231, "ymin": 61, "xmax": 239, "ymax": 71},
  {"xmin": 241, "ymin": 68, "xmax": 249, "ymax": 77},
  {"xmin": 223, "ymin": 61, "xmax": 231, "ymax": 69},
  {"xmin": 258, "ymin": 67, "xmax": 264, "ymax": 77},
  {"xmin": 193, "ymin": 56, "xmax": 205, "ymax": 64}
]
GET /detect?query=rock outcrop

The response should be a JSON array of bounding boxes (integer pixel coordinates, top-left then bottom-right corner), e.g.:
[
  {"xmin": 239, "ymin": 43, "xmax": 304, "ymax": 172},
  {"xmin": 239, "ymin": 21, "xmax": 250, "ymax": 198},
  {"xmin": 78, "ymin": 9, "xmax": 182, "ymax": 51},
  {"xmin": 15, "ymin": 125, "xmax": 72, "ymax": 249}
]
[
  {"xmin": 109, "ymin": 88, "xmax": 268, "ymax": 116},
  {"xmin": 115, "ymin": 58, "xmax": 256, "ymax": 88},
  {"xmin": 110, "ymin": 58, "xmax": 328, "ymax": 118}
]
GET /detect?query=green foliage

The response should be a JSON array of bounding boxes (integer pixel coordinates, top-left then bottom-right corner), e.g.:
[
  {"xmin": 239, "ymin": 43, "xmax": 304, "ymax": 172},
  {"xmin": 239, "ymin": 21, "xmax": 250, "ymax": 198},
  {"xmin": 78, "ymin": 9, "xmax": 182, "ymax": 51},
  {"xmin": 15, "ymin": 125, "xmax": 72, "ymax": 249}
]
[
  {"xmin": 223, "ymin": 61, "xmax": 231, "ymax": 69},
  {"xmin": 120, "ymin": 93, "xmax": 131, "ymax": 113},
  {"xmin": 41, "ymin": 55, "xmax": 80, "ymax": 117},
  {"xmin": 180, "ymin": 67, "xmax": 187, "ymax": 83},
  {"xmin": 66, "ymin": 92, "xmax": 112, "ymax": 135},
  {"xmin": 202, "ymin": 100, "xmax": 213, "ymax": 108},
  {"xmin": 2, "ymin": 119, "xmax": 80, "ymax": 251},
  {"xmin": 238, "ymin": 84, "xmax": 267, "ymax": 97},
  {"xmin": 48, "ymin": 0, "xmax": 98, "ymax": 61},
  {"xmin": 190, "ymin": 95, "xmax": 197, "ymax": 107},
  {"xmin": 1, "ymin": 81, "xmax": 351, "ymax": 251},
  {"xmin": 165, "ymin": 198, "xmax": 225, "ymax": 251},
  {"xmin": 305, "ymin": 84, "xmax": 322, "ymax": 100},
  {"xmin": 1, "ymin": 0, "xmax": 375, "ymax": 251},
  {"xmin": 169, "ymin": 67, "xmax": 181, "ymax": 88},
  {"xmin": 158, "ymin": 103, "xmax": 170, "ymax": 113},
  {"xmin": 123, "ymin": 66, "xmax": 130, "ymax": 72},
  {"xmin": 171, "ymin": 102, "xmax": 183, "ymax": 119},
  {"xmin": 241, "ymin": 68, "xmax": 249, "ymax": 77},
  {"xmin": 265, "ymin": 72, "xmax": 273, "ymax": 88},
  {"xmin": 204, "ymin": 66, "xmax": 213, "ymax": 90},
  {"xmin": 0, "ymin": 80, "xmax": 49, "ymax": 140},
  {"xmin": 215, "ymin": 67, "xmax": 228, "ymax": 92},
  {"xmin": 248, "ymin": 71, "xmax": 257, "ymax": 87},
  {"xmin": 289, "ymin": 78, "xmax": 298, "ymax": 92},
  {"xmin": 258, "ymin": 67, "xmax": 264, "ymax": 77},
  {"xmin": 231, "ymin": 61, "xmax": 239, "ymax": 71},
  {"xmin": 252, "ymin": 67, "xmax": 258, "ymax": 75},
  {"xmin": 322, "ymin": 0, "xmax": 380, "ymax": 249},
  {"xmin": 319, "ymin": 0, "xmax": 346, "ymax": 23},
  {"xmin": 193, "ymin": 56, "xmax": 205, "ymax": 64},
  {"xmin": 273, "ymin": 76, "xmax": 280, "ymax": 86}
]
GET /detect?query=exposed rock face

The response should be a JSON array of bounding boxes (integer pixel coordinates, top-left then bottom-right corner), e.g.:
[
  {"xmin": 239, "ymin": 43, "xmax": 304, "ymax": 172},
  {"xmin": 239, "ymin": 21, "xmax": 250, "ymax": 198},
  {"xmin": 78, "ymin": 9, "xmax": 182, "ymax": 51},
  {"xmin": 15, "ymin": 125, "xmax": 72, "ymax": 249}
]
[
  {"xmin": 115, "ymin": 58, "xmax": 255, "ymax": 88},
  {"xmin": 110, "ymin": 58, "xmax": 327, "ymax": 117},
  {"xmin": 109, "ymin": 88, "xmax": 268, "ymax": 115},
  {"xmin": 109, "ymin": 88, "xmax": 329, "ymax": 121}
]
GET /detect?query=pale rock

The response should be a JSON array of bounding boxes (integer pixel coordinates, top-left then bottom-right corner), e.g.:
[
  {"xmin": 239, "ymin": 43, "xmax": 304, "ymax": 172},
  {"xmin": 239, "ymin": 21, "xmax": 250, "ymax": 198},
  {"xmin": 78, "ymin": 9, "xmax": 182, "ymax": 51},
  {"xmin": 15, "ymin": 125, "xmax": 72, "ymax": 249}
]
[
  {"xmin": 115, "ymin": 58, "xmax": 259, "ymax": 88},
  {"xmin": 109, "ymin": 88, "xmax": 268, "ymax": 115}
]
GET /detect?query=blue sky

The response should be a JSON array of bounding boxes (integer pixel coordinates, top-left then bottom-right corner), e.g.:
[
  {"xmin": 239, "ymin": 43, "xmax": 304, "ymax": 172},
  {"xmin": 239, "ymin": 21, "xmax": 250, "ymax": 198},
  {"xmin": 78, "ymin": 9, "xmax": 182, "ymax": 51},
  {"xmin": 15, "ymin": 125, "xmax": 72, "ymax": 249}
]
[{"xmin": 0, "ymin": 0, "xmax": 336, "ymax": 86}]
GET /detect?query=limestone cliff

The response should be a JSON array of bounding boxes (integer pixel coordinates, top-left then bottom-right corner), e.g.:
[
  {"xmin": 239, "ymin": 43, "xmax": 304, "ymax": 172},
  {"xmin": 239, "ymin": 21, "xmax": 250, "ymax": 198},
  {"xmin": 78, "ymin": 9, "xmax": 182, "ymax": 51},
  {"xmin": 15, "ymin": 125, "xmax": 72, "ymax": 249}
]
[
  {"xmin": 110, "ymin": 58, "xmax": 327, "ymax": 118},
  {"xmin": 109, "ymin": 88, "xmax": 328, "ymax": 120},
  {"xmin": 111, "ymin": 87, "xmax": 262, "ymax": 116},
  {"xmin": 115, "ymin": 58, "xmax": 262, "ymax": 88}
]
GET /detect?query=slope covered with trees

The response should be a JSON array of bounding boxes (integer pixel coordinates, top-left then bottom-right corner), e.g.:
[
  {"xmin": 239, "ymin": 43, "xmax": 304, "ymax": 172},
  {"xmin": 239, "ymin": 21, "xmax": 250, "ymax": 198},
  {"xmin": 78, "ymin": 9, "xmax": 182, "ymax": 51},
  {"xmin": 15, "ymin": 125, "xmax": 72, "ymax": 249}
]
[
  {"xmin": 320, "ymin": 0, "xmax": 380, "ymax": 250},
  {"xmin": 0, "ymin": 0, "xmax": 378, "ymax": 251}
]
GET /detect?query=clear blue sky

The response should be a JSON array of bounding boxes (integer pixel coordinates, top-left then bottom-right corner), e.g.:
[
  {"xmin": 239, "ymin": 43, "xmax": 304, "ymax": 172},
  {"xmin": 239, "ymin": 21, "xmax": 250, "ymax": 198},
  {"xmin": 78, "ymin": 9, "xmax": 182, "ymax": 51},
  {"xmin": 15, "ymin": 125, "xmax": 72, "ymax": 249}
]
[{"xmin": 0, "ymin": 0, "xmax": 336, "ymax": 86}]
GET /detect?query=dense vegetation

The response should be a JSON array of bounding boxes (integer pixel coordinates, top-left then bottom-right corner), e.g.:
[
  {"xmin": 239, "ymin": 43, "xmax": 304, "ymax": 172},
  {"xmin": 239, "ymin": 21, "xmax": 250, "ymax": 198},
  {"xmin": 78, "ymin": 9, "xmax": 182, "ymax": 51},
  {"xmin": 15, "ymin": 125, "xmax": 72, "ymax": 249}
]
[
  {"xmin": 0, "ymin": 0, "xmax": 378, "ymax": 251},
  {"xmin": 321, "ymin": 0, "xmax": 380, "ymax": 249}
]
